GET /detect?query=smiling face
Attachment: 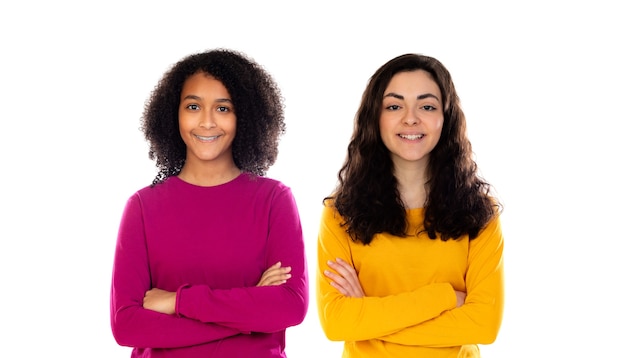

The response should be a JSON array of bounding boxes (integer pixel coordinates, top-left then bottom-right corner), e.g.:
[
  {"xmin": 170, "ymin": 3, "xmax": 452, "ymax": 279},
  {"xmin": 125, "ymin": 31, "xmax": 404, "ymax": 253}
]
[
  {"xmin": 379, "ymin": 69, "xmax": 444, "ymax": 169},
  {"xmin": 178, "ymin": 72, "xmax": 237, "ymax": 170}
]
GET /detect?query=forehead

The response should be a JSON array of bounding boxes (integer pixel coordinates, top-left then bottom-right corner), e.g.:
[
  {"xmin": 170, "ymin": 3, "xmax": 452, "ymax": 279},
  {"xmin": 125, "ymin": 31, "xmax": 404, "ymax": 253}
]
[
  {"xmin": 181, "ymin": 72, "xmax": 230, "ymax": 95},
  {"xmin": 385, "ymin": 70, "xmax": 441, "ymax": 97}
]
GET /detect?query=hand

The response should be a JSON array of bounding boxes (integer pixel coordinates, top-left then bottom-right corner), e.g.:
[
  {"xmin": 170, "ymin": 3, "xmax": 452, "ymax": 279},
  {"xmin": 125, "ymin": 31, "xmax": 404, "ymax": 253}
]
[
  {"xmin": 143, "ymin": 288, "xmax": 176, "ymax": 314},
  {"xmin": 454, "ymin": 290, "xmax": 466, "ymax": 308},
  {"xmin": 324, "ymin": 257, "xmax": 364, "ymax": 298},
  {"xmin": 257, "ymin": 262, "xmax": 292, "ymax": 287}
]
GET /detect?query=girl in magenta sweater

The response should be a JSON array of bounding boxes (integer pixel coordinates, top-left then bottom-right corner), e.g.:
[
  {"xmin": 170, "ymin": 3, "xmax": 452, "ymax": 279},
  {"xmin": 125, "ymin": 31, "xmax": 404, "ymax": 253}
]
[{"xmin": 110, "ymin": 49, "xmax": 308, "ymax": 357}]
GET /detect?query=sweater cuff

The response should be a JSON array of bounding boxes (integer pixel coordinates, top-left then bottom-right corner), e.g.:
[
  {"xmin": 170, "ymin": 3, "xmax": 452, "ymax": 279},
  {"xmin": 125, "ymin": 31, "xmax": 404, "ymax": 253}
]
[
  {"xmin": 442, "ymin": 283, "xmax": 458, "ymax": 310},
  {"xmin": 175, "ymin": 283, "xmax": 191, "ymax": 317}
]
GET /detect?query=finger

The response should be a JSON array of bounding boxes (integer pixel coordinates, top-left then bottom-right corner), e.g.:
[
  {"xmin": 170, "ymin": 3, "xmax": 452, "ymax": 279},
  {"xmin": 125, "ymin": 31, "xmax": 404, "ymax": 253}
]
[
  {"xmin": 334, "ymin": 259, "xmax": 361, "ymax": 290},
  {"xmin": 263, "ymin": 266, "xmax": 291, "ymax": 280},
  {"xmin": 258, "ymin": 267, "xmax": 292, "ymax": 286},
  {"xmin": 324, "ymin": 269, "xmax": 350, "ymax": 294},
  {"xmin": 265, "ymin": 278, "xmax": 289, "ymax": 286},
  {"xmin": 327, "ymin": 260, "xmax": 363, "ymax": 296},
  {"xmin": 334, "ymin": 258, "xmax": 357, "ymax": 276},
  {"xmin": 264, "ymin": 272, "xmax": 291, "ymax": 285},
  {"xmin": 327, "ymin": 260, "xmax": 359, "ymax": 289},
  {"xmin": 324, "ymin": 269, "xmax": 353, "ymax": 295},
  {"xmin": 323, "ymin": 269, "xmax": 345, "ymax": 283},
  {"xmin": 329, "ymin": 279, "xmax": 349, "ymax": 295},
  {"xmin": 258, "ymin": 263, "xmax": 283, "ymax": 281},
  {"xmin": 261, "ymin": 262, "xmax": 282, "ymax": 277}
]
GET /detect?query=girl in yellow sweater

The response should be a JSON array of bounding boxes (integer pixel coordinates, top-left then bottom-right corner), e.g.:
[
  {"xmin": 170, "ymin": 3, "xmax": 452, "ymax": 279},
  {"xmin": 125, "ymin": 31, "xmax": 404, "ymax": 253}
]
[{"xmin": 316, "ymin": 54, "xmax": 504, "ymax": 358}]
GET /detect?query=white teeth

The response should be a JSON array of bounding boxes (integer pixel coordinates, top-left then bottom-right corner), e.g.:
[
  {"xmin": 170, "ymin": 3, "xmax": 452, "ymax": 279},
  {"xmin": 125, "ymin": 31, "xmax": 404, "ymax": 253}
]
[
  {"xmin": 195, "ymin": 134, "xmax": 218, "ymax": 141},
  {"xmin": 399, "ymin": 134, "xmax": 424, "ymax": 140}
]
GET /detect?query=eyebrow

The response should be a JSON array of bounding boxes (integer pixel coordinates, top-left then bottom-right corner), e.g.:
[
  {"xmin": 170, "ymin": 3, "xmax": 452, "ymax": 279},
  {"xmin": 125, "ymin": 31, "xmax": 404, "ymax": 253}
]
[
  {"xmin": 383, "ymin": 92, "xmax": 441, "ymax": 103},
  {"xmin": 181, "ymin": 94, "xmax": 233, "ymax": 103}
]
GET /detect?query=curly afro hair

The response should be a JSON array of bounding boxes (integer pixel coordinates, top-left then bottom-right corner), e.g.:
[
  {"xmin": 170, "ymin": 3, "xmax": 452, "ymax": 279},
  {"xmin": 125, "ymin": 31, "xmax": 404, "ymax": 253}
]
[{"xmin": 141, "ymin": 48, "xmax": 286, "ymax": 185}]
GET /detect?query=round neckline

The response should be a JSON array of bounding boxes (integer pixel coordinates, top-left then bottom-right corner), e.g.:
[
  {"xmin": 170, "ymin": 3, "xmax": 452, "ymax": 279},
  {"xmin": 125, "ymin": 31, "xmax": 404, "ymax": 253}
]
[{"xmin": 172, "ymin": 172, "xmax": 245, "ymax": 188}]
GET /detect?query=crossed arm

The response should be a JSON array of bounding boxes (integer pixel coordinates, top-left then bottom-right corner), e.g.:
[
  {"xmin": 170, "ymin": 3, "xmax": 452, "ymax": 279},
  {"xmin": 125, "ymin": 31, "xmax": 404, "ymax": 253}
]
[
  {"xmin": 324, "ymin": 258, "xmax": 466, "ymax": 307},
  {"xmin": 143, "ymin": 262, "xmax": 293, "ymax": 314},
  {"xmin": 316, "ymin": 205, "xmax": 504, "ymax": 346},
  {"xmin": 111, "ymin": 188, "xmax": 308, "ymax": 349}
]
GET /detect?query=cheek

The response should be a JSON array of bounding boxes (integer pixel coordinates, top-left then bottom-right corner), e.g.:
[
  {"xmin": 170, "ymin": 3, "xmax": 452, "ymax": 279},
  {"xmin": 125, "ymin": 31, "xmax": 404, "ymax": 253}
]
[
  {"xmin": 177, "ymin": 116, "xmax": 195, "ymax": 145},
  {"xmin": 177, "ymin": 116, "xmax": 188, "ymax": 135},
  {"xmin": 432, "ymin": 116, "xmax": 444, "ymax": 132},
  {"xmin": 424, "ymin": 117, "xmax": 444, "ymax": 143},
  {"xmin": 379, "ymin": 116, "xmax": 393, "ymax": 134},
  {"xmin": 224, "ymin": 117, "xmax": 237, "ymax": 134}
]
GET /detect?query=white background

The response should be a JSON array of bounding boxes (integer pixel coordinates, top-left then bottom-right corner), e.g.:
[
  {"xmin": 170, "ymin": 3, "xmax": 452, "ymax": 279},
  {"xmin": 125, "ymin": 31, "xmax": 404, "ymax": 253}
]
[{"xmin": 1, "ymin": 1, "xmax": 624, "ymax": 357}]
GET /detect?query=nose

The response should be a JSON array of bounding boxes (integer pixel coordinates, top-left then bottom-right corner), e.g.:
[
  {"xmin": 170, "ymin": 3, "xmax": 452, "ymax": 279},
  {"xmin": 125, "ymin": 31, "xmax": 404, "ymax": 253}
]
[
  {"xmin": 403, "ymin": 107, "xmax": 420, "ymax": 126},
  {"xmin": 199, "ymin": 110, "xmax": 217, "ymax": 129}
]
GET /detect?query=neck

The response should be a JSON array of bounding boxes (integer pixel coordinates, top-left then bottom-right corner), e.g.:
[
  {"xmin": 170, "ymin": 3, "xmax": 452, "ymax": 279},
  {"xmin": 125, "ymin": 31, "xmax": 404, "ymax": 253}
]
[
  {"xmin": 178, "ymin": 162, "xmax": 242, "ymax": 187},
  {"xmin": 394, "ymin": 161, "xmax": 428, "ymax": 209}
]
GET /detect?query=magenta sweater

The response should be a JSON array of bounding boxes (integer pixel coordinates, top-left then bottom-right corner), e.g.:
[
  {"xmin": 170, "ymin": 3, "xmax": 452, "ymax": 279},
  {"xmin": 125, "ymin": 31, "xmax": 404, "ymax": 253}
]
[{"xmin": 110, "ymin": 174, "xmax": 309, "ymax": 357}]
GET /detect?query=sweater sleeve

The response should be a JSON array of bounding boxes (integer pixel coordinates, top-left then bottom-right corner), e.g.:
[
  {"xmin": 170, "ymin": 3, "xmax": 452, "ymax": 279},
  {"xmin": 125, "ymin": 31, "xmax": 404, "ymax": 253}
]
[
  {"xmin": 175, "ymin": 186, "xmax": 309, "ymax": 333},
  {"xmin": 316, "ymin": 205, "xmax": 458, "ymax": 342},
  {"xmin": 379, "ymin": 215, "xmax": 505, "ymax": 347},
  {"xmin": 110, "ymin": 194, "xmax": 240, "ymax": 349}
]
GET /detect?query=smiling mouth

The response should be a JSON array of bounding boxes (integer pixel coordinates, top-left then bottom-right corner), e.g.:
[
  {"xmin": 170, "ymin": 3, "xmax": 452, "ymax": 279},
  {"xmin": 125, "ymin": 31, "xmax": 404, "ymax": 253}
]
[
  {"xmin": 195, "ymin": 134, "xmax": 219, "ymax": 141},
  {"xmin": 398, "ymin": 134, "xmax": 424, "ymax": 140}
]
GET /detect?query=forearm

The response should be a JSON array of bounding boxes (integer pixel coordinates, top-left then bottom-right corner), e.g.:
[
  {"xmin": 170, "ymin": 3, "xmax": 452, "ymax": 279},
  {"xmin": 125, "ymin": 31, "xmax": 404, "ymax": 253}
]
[
  {"xmin": 317, "ymin": 279, "xmax": 457, "ymax": 341},
  {"xmin": 112, "ymin": 302, "xmax": 241, "ymax": 348},
  {"xmin": 111, "ymin": 196, "xmax": 242, "ymax": 348},
  {"xmin": 316, "ymin": 207, "xmax": 457, "ymax": 341},
  {"xmin": 379, "ymin": 296, "xmax": 503, "ymax": 346},
  {"xmin": 176, "ymin": 276, "xmax": 308, "ymax": 333},
  {"xmin": 380, "ymin": 232, "xmax": 505, "ymax": 348}
]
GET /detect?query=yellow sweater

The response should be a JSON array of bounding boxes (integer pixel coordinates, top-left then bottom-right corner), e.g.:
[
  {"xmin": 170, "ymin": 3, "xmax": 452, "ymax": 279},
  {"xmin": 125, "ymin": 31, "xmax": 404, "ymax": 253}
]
[{"xmin": 316, "ymin": 203, "xmax": 504, "ymax": 358}]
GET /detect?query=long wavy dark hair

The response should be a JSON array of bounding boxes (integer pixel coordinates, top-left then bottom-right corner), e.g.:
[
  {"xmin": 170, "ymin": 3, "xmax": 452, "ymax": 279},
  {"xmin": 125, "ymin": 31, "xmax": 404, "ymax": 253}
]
[
  {"xmin": 141, "ymin": 48, "xmax": 285, "ymax": 185},
  {"xmin": 329, "ymin": 53, "xmax": 500, "ymax": 244}
]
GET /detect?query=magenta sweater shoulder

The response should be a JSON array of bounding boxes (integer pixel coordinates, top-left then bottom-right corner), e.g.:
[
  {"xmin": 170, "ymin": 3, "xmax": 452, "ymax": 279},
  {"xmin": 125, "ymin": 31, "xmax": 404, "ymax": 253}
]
[{"xmin": 110, "ymin": 173, "xmax": 308, "ymax": 357}]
